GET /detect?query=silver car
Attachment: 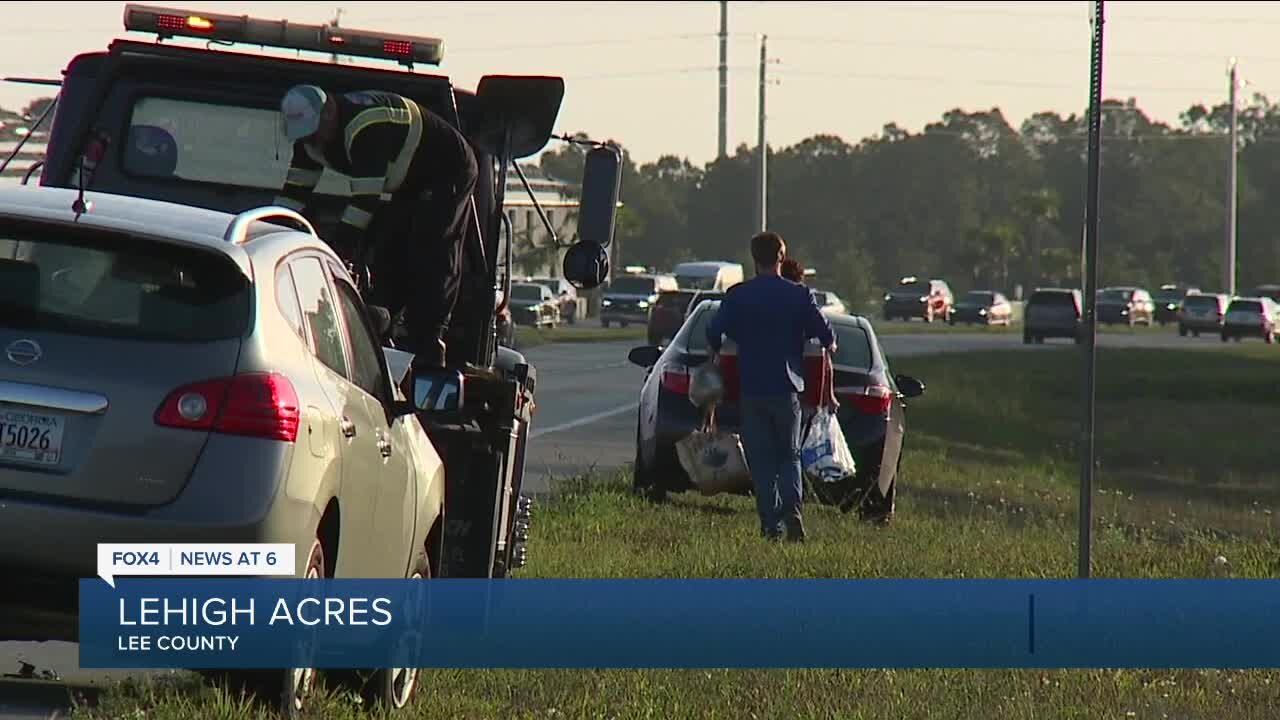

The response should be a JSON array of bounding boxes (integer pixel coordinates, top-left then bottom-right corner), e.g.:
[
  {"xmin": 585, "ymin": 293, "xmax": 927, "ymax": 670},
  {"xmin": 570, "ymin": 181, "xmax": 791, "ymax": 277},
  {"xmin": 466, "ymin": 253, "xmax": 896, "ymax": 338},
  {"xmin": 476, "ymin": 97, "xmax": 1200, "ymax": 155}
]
[{"xmin": 0, "ymin": 186, "xmax": 444, "ymax": 712}]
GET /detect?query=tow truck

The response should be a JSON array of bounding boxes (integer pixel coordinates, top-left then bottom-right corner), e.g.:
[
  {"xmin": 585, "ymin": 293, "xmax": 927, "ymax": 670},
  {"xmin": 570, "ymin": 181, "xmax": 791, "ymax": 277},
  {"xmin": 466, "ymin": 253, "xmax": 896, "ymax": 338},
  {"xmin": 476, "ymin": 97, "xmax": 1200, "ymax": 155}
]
[{"xmin": 10, "ymin": 5, "xmax": 621, "ymax": 583}]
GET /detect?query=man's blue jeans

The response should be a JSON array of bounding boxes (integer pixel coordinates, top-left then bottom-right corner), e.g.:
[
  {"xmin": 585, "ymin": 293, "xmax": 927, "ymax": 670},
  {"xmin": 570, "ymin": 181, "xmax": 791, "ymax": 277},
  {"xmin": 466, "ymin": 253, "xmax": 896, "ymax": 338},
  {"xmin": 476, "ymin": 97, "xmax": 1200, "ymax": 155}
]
[{"xmin": 739, "ymin": 393, "xmax": 804, "ymax": 535}]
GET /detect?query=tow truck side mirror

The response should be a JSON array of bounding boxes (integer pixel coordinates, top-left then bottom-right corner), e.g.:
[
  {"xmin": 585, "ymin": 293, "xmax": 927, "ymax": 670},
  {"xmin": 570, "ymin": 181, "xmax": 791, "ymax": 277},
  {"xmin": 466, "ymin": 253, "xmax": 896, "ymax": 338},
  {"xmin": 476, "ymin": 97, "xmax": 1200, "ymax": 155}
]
[{"xmin": 577, "ymin": 146, "xmax": 622, "ymax": 248}]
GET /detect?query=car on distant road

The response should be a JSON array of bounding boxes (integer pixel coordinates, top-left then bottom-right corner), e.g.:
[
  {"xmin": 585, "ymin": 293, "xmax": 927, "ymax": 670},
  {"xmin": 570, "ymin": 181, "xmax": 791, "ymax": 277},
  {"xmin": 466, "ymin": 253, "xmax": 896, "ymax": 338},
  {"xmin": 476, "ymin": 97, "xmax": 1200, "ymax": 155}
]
[
  {"xmin": 812, "ymin": 289, "xmax": 848, "ymax": 315},
  {"xmin": 647, "ymin": 290, "xmax": 695, "ymax": 346},
  {"xmin": 1177, "ymin": 292, "xmax": 1229, "ymax": 337},
  {"xmin": 1153, "ymin": 283, "xmax": 1200, "ymax": 326},
  {"xmin": 1249, "ymin": 284, "xmax": 1280, "ymax": 304},
  {"xmin": 950, "ymin": 290, "xmax": 1013, "ymax": 326},
  {"xmin": 524, "ymin": 276, "xmax": 579, "ymax": 325},
  {"xmin": 672, "ymin": 260, "xmax": 744, "ymax": 292},
  {"xmin": 627, "ymin": 302, "xmax": 926, "ymax": 523},
  {"xmin": 601, "ymin": 273, "xmax": 678, "ymax": 328},
  {"xmin": 1024, "ymin": 288, "xmax": 1083, "ymax": 344},
  {"xmin": 509, "ymin": 282, "xmax": 561, "ymax": 329},
  {"xmin": 1221, "ymin": 296, "xmax": 1280, "ymax": 343},
  {"xmin": 0, "ymin": 187, "xmax": 446, "ymax": 707},
  {"xmin": 1096, "ymin": 287, "xmax": 1155, "ymax": 326},
  {"xmin": 882, "ymin": 277, "xmax": 953, "ymax": 323}
]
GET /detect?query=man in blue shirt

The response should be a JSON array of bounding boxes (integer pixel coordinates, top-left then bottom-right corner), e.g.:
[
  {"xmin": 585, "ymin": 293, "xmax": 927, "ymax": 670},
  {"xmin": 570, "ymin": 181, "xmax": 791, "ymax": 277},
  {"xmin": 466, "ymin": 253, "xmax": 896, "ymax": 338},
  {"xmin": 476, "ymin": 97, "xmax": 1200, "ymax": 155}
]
[{"xmin": 706, "ymin": 232, "xmax": 837, "ymax": 542}]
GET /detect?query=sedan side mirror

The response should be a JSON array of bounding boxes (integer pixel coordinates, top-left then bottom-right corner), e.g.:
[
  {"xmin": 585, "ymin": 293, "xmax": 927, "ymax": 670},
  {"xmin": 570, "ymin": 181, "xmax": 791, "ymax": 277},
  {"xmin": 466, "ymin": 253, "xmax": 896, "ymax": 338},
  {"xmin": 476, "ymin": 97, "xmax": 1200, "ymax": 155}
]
[
  {"xmin": 895, "ymin": 374, "xmax": 926, "ymax": 399},
  {"xmin": 412, "ymin": 367, "xmax": 466, "ymax": 413},
  {"xmin": 628, "ymin": 345, "xmax": 662, "ymax": 368}
]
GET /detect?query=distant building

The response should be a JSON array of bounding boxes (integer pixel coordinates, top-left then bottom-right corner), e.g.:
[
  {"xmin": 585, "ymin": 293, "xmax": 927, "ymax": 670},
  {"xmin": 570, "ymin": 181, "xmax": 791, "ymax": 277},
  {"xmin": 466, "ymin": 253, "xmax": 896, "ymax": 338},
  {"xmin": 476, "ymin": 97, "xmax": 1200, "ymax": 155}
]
[{"xmin": 502, "ymin": 163, "xmax": 579, "ymax": 280}]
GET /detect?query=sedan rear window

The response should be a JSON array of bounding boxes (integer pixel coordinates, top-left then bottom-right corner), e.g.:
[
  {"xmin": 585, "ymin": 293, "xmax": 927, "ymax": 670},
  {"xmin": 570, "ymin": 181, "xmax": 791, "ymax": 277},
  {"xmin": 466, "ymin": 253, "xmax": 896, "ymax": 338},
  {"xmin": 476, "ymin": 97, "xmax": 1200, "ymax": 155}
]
[
  {"xmin": 831, "ymin": 323, "xmax": 873, "ymax": 369},
  {"xmin": 0, "ymin": 223, "xmax": 250, "ymax": 342},
  {"xmin": 1030, "ymin": 291, "xmax": 1077, "ymax": 307}
]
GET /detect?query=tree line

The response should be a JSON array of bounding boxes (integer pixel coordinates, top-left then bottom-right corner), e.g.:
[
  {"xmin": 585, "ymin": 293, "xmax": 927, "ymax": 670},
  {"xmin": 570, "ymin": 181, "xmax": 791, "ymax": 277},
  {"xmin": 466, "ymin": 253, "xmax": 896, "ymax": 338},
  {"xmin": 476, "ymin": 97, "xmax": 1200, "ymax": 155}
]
[{"xmin": 539, "ymin": 95, "xmax": 1280, "ymax": 305}]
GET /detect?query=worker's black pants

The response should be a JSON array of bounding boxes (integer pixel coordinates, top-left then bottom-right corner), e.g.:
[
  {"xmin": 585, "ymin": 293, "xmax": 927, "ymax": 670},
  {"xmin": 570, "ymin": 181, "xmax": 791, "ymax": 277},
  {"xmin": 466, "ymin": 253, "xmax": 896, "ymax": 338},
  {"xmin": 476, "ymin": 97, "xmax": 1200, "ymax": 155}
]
[{"xmin": 368, "ymin": 155, "xmax": 479, "ymax": 367}]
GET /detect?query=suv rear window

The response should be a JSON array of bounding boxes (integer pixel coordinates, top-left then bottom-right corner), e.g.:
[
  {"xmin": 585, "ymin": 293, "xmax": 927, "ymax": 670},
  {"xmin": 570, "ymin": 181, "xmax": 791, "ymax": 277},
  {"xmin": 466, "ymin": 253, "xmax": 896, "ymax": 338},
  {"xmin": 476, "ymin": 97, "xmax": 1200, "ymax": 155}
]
[
  {"xmin": 1182, "ymin": 295, "xmax": 1220, "ymax": 311},
  {"xmin": 124, "ymin": 96, "xmax": 354, "ymax": 195},
  {"xmin": 1030, "ymin": 291, "xmax": 1077, "ymax": 307},
  {"xmin": 0, "ymin": 224, "xmax": 250, "ymax": 341},
  {"xmin": 609, "ymin": 277, "xmax": 657, "ymax": 295},
  {"xmin": 1229, "ymin": 300, "xmax": 1263, "ymax": 314}
]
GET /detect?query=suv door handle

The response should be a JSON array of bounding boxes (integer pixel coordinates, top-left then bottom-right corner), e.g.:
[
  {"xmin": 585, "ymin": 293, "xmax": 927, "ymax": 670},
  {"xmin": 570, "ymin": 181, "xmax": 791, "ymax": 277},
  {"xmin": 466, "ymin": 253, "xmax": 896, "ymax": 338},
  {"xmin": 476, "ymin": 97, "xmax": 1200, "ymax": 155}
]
[
  {"xmin": 376, "ymin": 435, "xmax": 393, "ymax": 458},
  {"xmin": 340, "ymin": 418, "xmax": 357, "ymax": 438}
]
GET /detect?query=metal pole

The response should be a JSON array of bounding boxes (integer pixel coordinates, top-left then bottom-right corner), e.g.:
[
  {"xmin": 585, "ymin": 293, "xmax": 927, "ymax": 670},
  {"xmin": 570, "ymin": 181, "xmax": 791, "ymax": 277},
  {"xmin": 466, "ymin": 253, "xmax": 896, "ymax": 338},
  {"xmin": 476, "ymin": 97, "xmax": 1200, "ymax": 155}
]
[
  {"xmin": 1078, "ymin": 0, "xmax": 1105, "ymax": 580},
  {"xmin": 1227, "ymin": 59, "xmax": 1239, "ymax": 297},
  {"xmin": 330, "ymin": 8, "xmax": 343, "ymax": 64},
  {"xmin": 718, "ymin": 0, "xmax": 728, "ymax": 160},
  {"xmin": 756, "ymin": 34, "xmax": 767, "ymax": 233}
]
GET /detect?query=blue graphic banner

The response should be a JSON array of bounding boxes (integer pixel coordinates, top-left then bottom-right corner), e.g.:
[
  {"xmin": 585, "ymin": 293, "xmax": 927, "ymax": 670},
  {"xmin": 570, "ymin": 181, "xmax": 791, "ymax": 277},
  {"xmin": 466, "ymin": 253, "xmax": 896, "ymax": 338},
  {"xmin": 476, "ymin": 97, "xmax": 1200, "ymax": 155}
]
[{"xmin": 78, "ymin": 579, "xmax": 1280, "ymax": 669}]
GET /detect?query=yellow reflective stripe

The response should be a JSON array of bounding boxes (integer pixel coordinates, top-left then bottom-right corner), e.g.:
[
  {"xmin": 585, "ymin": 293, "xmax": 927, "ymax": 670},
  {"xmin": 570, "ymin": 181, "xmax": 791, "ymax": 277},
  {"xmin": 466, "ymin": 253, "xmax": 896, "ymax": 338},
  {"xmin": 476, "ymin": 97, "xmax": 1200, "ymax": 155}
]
[
  {"xmin": 286, "ymin": 166, "xmax": 322, "ymax": 187},
  {"xmin": 350, "ymin": 176, "xmax": 385, "ymax": 196},
  {"xmin": 343, "ymin": 104, "xmax": 411, "ymax": 151},
  {"xmin": 273, "ymin": 196, "xmax": 306, "ymax": 212},
  {"xmin": 384, "ymin": 97, "xmax": 423, "ymax": 193},
  {"xmin": 341, "ymin": 205, "xmax": 374, "ymax": 230}
]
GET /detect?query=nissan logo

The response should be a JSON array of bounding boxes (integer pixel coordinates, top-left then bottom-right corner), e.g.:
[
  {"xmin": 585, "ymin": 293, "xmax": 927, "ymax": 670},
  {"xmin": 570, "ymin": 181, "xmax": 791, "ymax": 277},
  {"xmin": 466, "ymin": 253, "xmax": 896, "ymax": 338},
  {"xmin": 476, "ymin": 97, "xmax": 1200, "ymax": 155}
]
[{"xmin": 5, "ymin": 339, "xmax": 42, "ymax": 366}]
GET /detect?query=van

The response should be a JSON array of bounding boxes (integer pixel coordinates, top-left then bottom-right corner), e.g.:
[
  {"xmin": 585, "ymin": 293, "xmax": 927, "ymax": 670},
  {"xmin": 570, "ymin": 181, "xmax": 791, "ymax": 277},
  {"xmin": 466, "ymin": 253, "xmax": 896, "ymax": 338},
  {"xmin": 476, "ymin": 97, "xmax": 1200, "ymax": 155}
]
[
  {"xmin": 672, "ymin": 261, "xmax": 745, "ymax": 292},
  {"xmin": 601, "ymin": 273, "xmax": 679, "ymax": 327}
]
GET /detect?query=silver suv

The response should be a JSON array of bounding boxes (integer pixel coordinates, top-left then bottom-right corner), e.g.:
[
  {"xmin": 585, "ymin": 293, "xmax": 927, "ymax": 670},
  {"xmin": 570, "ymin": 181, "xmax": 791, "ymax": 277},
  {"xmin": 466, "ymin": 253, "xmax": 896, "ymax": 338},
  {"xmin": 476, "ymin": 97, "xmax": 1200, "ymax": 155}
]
[{"xmin": 0, "ymin": 186, "xmax": 444, "ymax": 711}]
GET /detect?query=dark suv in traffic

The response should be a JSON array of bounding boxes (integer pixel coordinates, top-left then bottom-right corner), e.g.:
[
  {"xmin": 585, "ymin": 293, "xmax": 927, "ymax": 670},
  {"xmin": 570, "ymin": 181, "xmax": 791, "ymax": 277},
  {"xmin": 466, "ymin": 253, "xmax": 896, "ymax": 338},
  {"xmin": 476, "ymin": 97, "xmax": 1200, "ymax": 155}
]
[
  {"xmin": 1024, "ymin": 288, "xmax": 1082, "ymax": 344},
  {"xmin": 1153, "ymin": 284, "xmax": 1200, "ymax": 325}
]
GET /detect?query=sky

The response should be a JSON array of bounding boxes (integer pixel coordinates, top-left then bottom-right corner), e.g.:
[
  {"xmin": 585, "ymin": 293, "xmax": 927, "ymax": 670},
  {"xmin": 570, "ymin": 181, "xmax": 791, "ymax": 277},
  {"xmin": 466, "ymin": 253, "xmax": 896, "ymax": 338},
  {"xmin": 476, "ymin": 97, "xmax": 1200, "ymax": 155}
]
[{"xmin": 0, "ymin": 1, "xmax": 1275, "ymax": 164}]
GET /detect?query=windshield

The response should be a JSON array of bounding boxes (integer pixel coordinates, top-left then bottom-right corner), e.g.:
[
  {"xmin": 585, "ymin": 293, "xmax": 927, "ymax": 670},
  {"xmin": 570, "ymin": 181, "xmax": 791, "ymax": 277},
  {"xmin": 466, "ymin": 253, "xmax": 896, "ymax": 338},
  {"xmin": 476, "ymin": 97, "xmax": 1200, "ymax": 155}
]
[
  {"xmin": 676, "ymin": 274, "xmax": 718, "ymax": 290},
  {"xmin": 511, "ymin": 285, "xmax": 544, "ymax": 302},
  {"xmin": 1099, "ymin": 289, "xmax": 1133, "ymax": 302},
  {"xmin": 963, "ymin": 291, "xmax": 995, "ymax": 304},
  {"xmin": 123, "ymin": 96, "xmax": 355, "ymax": 195},
  {"xmin": 894, "ymin": 280, "xmax": 929, "ymax": 294},
  {"xmin": 609, "ymin": 277, "xmax": 657, "ymax": 295},
  {"xmin": 0, "ymin": 224, "xmax": 250, "ymax": 341},
  {"xmin": 1153, "ymin": 288, "xmax": 1185, "ymax": 302}
]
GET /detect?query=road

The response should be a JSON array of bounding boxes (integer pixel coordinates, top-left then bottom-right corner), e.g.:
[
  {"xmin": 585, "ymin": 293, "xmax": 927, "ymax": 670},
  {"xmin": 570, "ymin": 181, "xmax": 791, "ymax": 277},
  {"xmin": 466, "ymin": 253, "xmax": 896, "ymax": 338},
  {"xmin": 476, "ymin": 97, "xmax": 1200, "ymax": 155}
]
[
  {"xmin": 0, "ymin": 328, "xmax": 1213, "ymax": 718},
  {"xmin": 520, "ymin": 328, "xmax": 1204, "ymax": 493}
]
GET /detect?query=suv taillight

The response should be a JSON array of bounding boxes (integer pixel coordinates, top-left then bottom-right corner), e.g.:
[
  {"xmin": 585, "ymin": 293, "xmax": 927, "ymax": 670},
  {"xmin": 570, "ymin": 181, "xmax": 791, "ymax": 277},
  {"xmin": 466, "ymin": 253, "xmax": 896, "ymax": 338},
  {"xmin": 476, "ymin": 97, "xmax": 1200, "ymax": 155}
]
[
  {"xmin": 837, "ymin": 384, "xmax": 893, "ymax": 415},
  {"xmin": 156, "ymin": 373, "xmax": 300, "ymax": 442}
]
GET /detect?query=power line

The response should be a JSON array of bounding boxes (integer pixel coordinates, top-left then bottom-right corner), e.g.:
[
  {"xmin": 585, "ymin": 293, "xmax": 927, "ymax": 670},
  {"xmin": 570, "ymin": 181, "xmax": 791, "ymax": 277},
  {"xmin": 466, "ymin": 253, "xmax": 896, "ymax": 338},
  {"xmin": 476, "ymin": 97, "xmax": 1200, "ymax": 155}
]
[
  {"xmin": 776, "ymin": 68, "xmax": 1223, "ymax": 95},
  {"xmin": 445, "ymin": 33, "xmax": 718, "ymax": 54}
]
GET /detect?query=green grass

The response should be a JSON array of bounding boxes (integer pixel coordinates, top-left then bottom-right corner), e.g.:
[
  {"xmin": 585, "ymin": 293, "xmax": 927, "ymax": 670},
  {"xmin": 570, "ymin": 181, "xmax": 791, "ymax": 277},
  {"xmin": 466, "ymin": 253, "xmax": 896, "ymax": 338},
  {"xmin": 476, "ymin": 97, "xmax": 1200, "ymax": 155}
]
[
  {"xmin": 72, "ymin": 346, "xmax": 1280, "ymax": 719},
  {"xmin": 515, "ymin": 324, "xmax": 648, "ymax": 348}
]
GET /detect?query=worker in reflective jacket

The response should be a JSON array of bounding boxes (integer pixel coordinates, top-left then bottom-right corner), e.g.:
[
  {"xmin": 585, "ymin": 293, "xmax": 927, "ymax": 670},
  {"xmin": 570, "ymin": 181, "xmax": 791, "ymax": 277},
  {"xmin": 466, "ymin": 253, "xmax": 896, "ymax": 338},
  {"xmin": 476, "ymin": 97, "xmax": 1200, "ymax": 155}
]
[{"xmin": 273, "ymin": 84, "xmax": 478, "ymax": 369}]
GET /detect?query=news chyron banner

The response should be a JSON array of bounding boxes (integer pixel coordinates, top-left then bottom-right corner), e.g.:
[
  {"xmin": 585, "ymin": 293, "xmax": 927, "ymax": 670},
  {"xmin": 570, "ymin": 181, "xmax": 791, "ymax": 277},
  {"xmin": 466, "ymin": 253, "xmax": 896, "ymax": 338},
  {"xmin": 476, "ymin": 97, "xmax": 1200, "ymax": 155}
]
[{"xmin": 82, "ymin": 543, "xmax": 1280, "ymax": 669}]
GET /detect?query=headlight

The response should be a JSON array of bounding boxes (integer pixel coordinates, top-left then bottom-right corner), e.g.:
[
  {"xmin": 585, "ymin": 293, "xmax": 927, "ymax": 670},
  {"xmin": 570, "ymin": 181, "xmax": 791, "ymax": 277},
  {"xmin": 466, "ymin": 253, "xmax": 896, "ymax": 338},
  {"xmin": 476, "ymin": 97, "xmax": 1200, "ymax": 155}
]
[
  {"xmin": 602, "ymin": 299, "xmax": 613, "ymax": 307},
  {"xmin": 978, "ymin": 308, "xmax": 988, "ymax": 315},
  {"xmin": 1167, "ymin": 303, "xmax": 1177, "ymax": 310},
  {"xmin": 638, "ymin": 300, "xmax": 650, "ymax": 309},
  {"xmin": 919, "ymin": 296, "xmax": 929, "ymax": 303},
  {"xmin": 883, "ymin": 294, "xmax": 892, "ymax": 302}
]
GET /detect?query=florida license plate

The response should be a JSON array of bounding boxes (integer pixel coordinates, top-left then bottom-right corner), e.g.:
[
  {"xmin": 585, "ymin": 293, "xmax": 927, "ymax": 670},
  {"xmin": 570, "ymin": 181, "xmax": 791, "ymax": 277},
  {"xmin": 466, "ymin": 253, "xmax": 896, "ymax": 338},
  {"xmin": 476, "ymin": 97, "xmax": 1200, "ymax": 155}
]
[{"xmin": 0, "ymin": 408, "xmax": 64, "ymax": 466}]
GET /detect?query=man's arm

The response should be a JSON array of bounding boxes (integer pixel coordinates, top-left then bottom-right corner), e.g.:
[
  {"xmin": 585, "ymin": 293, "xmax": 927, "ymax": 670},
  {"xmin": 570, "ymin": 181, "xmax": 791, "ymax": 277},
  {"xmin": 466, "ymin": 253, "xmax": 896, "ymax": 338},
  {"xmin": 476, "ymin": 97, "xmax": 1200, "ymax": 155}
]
[
  {"xmin": 272, "ymin": 140, "xmax": 324, "ymax": 214},
  {"xmin": 801, "ymin": 286, "xmax": 837, "ymax": 352},
  {"xmin": 333, "ymin": 124, "xmax": 399, "ymax": 262},
  {"xmin": 705, "ymin": 297, "xmax": 731, "ymax": 355}
]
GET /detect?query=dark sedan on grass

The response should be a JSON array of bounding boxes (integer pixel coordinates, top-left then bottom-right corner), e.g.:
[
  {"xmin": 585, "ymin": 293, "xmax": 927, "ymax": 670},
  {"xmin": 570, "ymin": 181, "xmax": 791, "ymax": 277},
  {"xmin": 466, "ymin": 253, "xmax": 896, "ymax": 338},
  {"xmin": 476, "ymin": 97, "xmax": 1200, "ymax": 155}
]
[{"xmin": 627, "ymin": 303, "xmax": 925, "ymax": 522}]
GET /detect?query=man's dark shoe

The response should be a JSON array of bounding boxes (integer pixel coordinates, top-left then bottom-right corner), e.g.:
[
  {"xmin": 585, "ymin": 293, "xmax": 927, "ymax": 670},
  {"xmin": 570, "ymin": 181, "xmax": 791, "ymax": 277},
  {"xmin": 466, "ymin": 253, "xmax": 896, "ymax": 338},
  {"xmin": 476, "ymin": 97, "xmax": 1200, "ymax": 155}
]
[
  {"xmin": 761, "ymin": 528, "xmax": 783, "ymax": 542},
  {"xmin": 784, "ymin": 518, "xmax": 806, "ymax": 543}
]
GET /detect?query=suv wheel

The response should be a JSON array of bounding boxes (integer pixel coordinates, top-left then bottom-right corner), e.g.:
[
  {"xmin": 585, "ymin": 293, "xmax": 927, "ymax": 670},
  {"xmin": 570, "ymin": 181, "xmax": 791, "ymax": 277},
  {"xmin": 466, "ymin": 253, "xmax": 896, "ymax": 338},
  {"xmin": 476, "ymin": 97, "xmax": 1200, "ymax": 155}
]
[
  {"xmin": 280, "ymin": 539, "xmax": 325, "ymax": 717},
  {"xmin": 1178, "ymin": 325, "xmax": 1187, "ymax": 337},
  {"xmin": 361, "ymin": 555, "xmax": 428, "ymax": 711}
]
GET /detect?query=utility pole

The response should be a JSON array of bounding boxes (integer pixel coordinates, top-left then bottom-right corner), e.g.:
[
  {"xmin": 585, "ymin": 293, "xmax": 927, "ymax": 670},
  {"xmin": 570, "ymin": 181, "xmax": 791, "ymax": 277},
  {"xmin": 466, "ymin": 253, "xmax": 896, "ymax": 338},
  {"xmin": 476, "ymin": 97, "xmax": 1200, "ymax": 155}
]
[
  {"xmin": 1226, "ymin": 58, "xmax": 1239, "ymax": 297},
  {"xmin": 1078, "ymin": 0, "xmax": 1106, "ymax": 580},
  {"xmin": 756, "ymin": 34, "xmax": 767, "ymax": 233},
  {"xmin": 717, "ymin": 0, "xmax": 728, "ymax": 160},
  {"xmin": 330, "ymin": 8, "xmax": 344, "ymax": 64}
]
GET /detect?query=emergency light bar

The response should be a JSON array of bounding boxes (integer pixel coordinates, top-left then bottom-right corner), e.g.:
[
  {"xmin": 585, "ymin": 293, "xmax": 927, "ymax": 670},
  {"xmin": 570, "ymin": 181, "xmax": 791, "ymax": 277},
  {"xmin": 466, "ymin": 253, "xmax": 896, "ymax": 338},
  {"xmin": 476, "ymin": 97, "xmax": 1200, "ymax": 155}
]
[{"xmin": 122, "ymin": 4, "xmax": 444, "ymax": 67}]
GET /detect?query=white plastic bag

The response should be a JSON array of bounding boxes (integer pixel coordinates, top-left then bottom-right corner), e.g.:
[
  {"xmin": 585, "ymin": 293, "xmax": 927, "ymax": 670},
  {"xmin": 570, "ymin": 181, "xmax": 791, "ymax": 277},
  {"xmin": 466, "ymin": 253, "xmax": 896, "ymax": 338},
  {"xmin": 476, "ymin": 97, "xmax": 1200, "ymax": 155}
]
[
  {"xmin": 800, "ymin": 408, "xmax": 857, "ymax": 483},
  {"xmin": 676, "ymin": 409, "xmax": 752, "ymax": 496}
]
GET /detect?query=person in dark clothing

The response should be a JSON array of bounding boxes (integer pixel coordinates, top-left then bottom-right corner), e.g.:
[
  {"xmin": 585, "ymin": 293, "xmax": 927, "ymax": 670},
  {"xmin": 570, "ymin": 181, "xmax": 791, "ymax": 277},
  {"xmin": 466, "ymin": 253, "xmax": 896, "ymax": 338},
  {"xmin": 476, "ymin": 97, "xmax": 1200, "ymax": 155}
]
[
  {"xmin": 706, "ymin": 232, "xmax": 837, "ymax": 542},
  {"xmin": 273, "ymin": 84, "xmax": 478, "ymax": 369}
]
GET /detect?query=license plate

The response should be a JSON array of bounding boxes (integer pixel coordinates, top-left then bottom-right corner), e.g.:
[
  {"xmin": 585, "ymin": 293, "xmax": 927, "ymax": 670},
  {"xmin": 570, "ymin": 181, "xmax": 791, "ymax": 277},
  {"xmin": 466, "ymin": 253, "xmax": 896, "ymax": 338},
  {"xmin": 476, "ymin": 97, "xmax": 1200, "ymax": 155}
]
[{"xmin": 0, "ymin": 408, "xmax": 64, "ymax": 466}]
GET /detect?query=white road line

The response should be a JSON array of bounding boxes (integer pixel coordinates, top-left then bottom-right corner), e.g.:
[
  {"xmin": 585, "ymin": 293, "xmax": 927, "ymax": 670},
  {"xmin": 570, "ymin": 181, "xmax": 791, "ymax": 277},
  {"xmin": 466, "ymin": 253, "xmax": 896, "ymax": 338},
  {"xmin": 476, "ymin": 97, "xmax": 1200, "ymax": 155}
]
[{"xmin": 530, "ymin": 402, "xmax": 639, "ymax": 439}]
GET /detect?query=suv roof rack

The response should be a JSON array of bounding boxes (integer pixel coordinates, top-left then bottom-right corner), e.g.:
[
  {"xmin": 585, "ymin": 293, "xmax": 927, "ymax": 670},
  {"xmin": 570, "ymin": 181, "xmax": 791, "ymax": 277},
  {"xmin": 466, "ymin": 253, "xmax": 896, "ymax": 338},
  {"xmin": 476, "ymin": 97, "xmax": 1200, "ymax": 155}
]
[{"xmin": 224, "ymin": 206, "xmax": 317, "ymax": 245}]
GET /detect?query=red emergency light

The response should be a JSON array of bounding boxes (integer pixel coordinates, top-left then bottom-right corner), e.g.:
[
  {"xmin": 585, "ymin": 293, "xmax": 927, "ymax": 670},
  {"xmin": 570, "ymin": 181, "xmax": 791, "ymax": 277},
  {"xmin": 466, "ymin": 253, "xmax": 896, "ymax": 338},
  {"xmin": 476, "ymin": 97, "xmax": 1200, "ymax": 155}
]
[{"xmin": 122, "ymin": 4, "xmax": 445, "ymax": 67}]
